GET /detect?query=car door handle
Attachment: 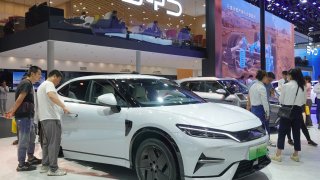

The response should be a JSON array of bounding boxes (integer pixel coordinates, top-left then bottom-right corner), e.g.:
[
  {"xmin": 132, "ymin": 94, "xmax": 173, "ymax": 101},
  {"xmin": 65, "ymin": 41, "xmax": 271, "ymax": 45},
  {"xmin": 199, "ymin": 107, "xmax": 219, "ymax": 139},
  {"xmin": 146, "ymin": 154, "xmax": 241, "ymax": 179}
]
[{"xmin": 67, "ymin": 113, "xmax": 78, "ymax": 118}]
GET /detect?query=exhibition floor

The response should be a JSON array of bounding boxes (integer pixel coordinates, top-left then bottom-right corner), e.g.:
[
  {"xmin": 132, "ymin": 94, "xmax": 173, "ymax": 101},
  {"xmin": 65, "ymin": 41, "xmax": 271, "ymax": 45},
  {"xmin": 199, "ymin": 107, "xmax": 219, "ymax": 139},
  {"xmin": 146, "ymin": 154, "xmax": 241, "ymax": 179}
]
[{"xmin": 0, "ymin": 116, "xmax": 319, "ymax": 180}]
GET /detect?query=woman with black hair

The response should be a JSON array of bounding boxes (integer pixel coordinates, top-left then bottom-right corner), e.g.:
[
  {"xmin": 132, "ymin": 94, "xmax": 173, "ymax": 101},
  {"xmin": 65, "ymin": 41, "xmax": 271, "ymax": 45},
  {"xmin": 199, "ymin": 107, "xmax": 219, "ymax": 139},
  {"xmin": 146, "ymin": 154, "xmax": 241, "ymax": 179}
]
[
  {"xmin": 271, "ymin": 68, "xmax": 306, "ymax": 162},
  {"xmin": 286, "ymin": 76, "xmax": 317, "ymax": 147},
  {"xmin": 248, "ymin": 70, "xmax": 270, "ymax": 134}
]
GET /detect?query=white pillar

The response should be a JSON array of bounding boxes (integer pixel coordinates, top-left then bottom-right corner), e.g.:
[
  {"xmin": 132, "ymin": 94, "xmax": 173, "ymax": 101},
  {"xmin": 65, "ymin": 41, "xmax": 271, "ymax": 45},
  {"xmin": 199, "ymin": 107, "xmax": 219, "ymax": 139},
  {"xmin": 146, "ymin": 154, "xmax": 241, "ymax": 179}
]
[
  {"xmin": 136, "ymin": 50, "xmax": 141, "ymax": 73},
  {"xmin": 47, "ymin": 40, "xmax": 55, "ymax": 74}
]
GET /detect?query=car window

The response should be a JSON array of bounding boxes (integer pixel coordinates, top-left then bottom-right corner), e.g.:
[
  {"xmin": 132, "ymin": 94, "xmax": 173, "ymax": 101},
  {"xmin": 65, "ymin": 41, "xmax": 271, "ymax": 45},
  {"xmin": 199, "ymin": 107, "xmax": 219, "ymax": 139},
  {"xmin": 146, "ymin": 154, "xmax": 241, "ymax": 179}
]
[
  {"xmin": 180, "ymin": 82, "xmax": 191, "ymax": 90},
  {"xmin": 58, "ymin": 80, "xmax": 90, "ymax": 101},
  {"xmin": 89, "ymin": 79, "xmax": 128, "ymax": 107},
  {"xmin": 205, "ymin": 81, "xmax": 224, "ymax": 93},
  {"xmin": 219, "ymin": 80, "xmax": 248, "ymax": 94},
  {"xmin": 181, "ymin": 81, "xmax": 206, "ymax": 92},
  {"xmin": 116, "ymin": 79, "xmax": 205, "ymax": 107}
]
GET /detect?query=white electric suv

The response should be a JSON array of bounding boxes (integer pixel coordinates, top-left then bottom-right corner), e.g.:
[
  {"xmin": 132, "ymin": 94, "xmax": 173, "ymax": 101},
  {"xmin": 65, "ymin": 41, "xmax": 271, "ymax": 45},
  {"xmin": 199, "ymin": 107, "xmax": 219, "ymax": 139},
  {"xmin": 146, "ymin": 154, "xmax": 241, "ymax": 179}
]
[{"xmin": 57, "ymin": 74, "xmax": 270, "ymax": 180}]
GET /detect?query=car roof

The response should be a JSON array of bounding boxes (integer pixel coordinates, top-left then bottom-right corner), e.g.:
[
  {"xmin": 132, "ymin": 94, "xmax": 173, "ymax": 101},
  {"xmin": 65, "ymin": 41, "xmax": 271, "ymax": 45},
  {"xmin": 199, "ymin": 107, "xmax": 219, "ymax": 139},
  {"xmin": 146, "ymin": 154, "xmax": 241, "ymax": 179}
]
[
  {"xmin": 68, "ymin": 74, "xmax": 167, "ymax": 82},
  {"xmin": 176, "ymin": 77, "xmax": 236, "ymax": 82}
]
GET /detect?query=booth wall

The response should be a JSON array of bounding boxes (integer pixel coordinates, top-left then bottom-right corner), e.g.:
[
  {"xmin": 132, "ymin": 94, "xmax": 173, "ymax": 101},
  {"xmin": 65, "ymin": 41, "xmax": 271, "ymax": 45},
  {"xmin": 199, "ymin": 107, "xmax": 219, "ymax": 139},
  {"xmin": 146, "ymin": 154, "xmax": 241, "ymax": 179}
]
[{"xmin": 0, "ymin": 56, "xmax": 182, "ymax": 75}]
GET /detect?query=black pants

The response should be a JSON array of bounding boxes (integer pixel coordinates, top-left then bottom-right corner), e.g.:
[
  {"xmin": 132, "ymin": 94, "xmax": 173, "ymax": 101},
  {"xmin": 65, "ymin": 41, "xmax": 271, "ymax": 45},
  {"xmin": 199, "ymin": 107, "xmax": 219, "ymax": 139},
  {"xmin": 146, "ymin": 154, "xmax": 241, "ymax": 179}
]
[
  {"xmin": 287, "ymin": 117, "xmax": 311, "ymax": 142},
  {"xmin": 277, "ymin": 106, "xmax": 302, "ymax": 151}
]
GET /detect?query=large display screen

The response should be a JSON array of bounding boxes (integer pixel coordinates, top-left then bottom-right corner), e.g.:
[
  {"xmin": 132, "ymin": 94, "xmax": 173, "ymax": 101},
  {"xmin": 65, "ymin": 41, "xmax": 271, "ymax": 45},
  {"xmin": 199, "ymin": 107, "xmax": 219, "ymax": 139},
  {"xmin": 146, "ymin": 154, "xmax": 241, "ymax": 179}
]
[
  {"xmin": 13, "ymin": 71, "xmax": 46, "ymax": 90},
  {"xmin": 214, "ymin": 0, "xmax": 295, "ymax": 79}
]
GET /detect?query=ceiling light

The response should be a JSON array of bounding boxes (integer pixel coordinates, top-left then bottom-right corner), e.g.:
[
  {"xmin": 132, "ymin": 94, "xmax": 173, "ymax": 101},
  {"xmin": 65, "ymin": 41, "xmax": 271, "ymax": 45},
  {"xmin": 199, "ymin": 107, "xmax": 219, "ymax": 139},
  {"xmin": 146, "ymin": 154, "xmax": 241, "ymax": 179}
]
[
  {"xmin": 300, "ymin": 0, "xmax": 307, "ymax": 3},
  {"xmin": 275, "ymin": 3, "xmax": 280, "ymax": 6},
  {"xmin": 313, "ymin": 2, "xmax": 316, "ymax": 5}
]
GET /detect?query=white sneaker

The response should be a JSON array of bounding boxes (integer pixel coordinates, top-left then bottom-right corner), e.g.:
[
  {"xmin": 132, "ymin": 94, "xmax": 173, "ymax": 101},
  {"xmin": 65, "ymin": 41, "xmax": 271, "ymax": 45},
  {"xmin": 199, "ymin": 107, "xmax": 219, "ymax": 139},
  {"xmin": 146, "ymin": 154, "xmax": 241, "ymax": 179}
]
[
  {"xmin": 40, "ymin": 165, "xmax": 49, "ymax": 173},
  {"xmin": 47, "ymin": 168, "xmax": 67, "ymax": 176},
  {"xmin": 268, "ymin": 141, "xmax": 276, "ymax": 147},
  {"xmin": 271, "ymin": 155, "xmax": 282, "ymax": 162}
]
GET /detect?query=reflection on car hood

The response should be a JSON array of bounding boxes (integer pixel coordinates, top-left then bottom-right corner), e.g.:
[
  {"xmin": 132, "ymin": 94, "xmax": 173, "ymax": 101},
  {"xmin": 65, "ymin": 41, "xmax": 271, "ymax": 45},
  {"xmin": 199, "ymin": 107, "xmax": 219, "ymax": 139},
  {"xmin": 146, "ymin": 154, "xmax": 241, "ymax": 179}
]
[{"xmin": 149, "ymin": 102, "xmax": 260, "ymax": 128}]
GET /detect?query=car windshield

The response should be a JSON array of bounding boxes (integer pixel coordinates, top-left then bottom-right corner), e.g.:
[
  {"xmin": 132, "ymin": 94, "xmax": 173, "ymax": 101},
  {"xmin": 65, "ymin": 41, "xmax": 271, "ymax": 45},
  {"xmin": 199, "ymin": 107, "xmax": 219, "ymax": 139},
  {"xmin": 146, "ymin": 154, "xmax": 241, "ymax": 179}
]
[
  {"xmin": 116, "ymin": 78, "xmax": 205, "ymax": 107},
  {"xmin": 219, "ymin": 80, "xmax": 249, "ymax": 94}
]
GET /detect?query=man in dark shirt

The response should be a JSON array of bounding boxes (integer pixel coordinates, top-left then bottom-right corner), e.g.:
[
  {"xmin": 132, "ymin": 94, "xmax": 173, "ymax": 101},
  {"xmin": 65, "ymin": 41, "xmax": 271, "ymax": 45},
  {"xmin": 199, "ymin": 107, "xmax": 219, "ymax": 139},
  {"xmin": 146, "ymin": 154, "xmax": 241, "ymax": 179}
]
[{"xmin": 7, "ymin": 66, "xmax": 42, "ymax": 171}]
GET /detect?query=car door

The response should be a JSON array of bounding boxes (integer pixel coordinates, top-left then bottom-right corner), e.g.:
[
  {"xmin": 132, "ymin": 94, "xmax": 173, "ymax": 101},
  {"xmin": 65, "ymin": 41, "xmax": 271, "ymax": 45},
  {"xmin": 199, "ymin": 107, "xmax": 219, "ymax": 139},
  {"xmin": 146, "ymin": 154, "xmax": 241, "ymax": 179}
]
[{"xmin": 59, "ymin": 79, "xmax": 128, "ymax": 160}]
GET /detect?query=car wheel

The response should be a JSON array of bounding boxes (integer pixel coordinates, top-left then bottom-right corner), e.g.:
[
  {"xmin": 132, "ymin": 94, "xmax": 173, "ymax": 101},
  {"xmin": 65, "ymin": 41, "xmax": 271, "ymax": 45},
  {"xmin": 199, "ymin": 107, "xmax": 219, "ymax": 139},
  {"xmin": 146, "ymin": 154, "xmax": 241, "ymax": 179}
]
[{"xmin": 135, "ymin": 138, "xmax": 178, "ymax": 180}]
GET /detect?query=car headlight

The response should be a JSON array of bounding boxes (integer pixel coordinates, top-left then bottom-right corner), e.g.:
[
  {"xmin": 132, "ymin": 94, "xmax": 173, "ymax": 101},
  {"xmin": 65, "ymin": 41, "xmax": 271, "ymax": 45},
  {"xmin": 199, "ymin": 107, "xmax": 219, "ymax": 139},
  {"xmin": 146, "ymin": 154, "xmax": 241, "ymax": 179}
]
[
  {"xmin": 176, "ymin": 124, "xmax": 266, "ymax": 143},
  {"xmin": 176, "ymin": 124, "xmax": 241, "ymax": 142}
]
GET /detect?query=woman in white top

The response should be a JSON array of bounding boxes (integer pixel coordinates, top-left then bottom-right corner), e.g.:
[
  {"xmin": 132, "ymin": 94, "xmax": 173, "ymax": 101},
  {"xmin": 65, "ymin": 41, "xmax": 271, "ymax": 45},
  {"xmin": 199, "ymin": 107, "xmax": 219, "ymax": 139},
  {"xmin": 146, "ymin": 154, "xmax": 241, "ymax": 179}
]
[
  {"xmin": 248, "ymin": 70, "xmax": 270, "ymax": 133},
  {"xmin": 271, "ymin": 68, "xmax": 306, "ymax": 162},
  {"xmin": 286, "ymin": 76, "xmax": 317, "ymax": 147}
]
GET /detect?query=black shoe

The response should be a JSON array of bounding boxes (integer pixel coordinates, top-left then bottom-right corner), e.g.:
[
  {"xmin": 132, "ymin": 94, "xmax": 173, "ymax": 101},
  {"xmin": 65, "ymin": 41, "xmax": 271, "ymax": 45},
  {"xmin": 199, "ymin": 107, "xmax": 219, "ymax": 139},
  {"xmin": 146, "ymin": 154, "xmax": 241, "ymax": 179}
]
[
  {"xmin": 16, "ymin": 162, "xmax": 37, "ymax": 171},
  {"xmin": 58, "ymin": 146, "xmax": 64, "ymax": 158},
  {"xmin": 27, "ymin": 157, "xmax": 42, "ymax": 165},
  {"xmin": 308, "ymin": 140, "xmax": 318, "ymax": 147},
  {"xmin": 12, "ymin": 140, "xmax": 18, "ymax": 145},
  {"xmin": 288, "ymin": 139, "xmax": 294, "ymax": 146}
]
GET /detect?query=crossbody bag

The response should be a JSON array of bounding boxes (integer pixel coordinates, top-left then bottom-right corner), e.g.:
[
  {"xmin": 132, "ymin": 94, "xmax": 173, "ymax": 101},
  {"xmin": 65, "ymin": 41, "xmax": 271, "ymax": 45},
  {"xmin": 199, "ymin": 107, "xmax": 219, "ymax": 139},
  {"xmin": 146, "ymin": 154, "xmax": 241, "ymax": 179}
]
[{"xmin": 277, "ymin": 86, "xmax": 299, "ymax": 119}]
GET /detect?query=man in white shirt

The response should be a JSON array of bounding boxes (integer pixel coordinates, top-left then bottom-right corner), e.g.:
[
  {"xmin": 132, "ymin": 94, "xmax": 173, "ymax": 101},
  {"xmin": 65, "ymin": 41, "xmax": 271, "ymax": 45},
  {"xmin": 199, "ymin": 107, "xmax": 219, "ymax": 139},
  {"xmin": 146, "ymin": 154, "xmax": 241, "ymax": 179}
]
[
  {"xmin": 0, "ymin": 80, "xmax": 9, "ymax": 115},
  {"xmin": 313, "ymin": 75, "xmax": 320, "ymax": 129},
  {"xmin": 37, "ymin": 70, "xmax": 70, "ymax": 176},
  {"xmin": 278, "ymin": 71, "xmax": 288, "ymax": 93}
]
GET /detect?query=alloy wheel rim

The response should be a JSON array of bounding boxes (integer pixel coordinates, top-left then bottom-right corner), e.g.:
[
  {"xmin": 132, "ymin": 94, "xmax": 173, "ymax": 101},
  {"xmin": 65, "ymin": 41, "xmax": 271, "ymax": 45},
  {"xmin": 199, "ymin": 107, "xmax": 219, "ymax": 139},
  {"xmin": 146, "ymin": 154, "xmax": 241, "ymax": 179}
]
[{"xmin": 138, "ymin": 145, "xmax": 172, "ymax": 180}]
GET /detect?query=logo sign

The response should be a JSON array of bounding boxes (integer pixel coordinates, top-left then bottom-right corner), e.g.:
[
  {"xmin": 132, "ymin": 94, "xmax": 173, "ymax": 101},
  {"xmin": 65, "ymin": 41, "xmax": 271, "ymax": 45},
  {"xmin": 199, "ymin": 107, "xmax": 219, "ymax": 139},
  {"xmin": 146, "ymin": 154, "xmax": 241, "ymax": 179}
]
[
  {"xmin": 122, "ymin": 0, "xmax": 182, "ymax": 17},
  {"xmin": 307, "ymin": 46, "xmax": 319, "ymax": 56}
]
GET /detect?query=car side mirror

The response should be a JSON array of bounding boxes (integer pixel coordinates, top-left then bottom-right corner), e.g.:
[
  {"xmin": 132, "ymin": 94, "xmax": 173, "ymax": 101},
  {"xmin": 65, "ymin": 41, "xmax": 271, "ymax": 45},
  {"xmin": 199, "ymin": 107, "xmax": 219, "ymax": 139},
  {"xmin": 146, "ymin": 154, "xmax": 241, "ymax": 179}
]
[
  {"xmin": 216, "ymin": 89, "xmax": 227, "ymax": 95},
  {"xmin": 97, "ymin": 94, "xmax": 121, "ymax": 113}
]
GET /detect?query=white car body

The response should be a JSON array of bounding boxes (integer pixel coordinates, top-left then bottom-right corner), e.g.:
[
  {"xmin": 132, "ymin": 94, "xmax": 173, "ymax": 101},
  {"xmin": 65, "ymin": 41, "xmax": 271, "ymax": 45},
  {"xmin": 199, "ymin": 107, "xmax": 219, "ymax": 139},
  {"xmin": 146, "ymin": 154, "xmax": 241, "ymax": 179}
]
[{"xmin": 57, "ymin": 74, "xmax": 270, "ymax": 180}]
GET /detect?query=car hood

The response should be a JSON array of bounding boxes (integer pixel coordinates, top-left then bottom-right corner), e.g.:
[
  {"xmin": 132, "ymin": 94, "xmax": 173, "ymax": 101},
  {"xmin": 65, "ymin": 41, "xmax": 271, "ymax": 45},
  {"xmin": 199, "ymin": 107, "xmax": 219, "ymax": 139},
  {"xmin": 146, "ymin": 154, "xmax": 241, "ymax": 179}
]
[{"xmin": 148, "ymin": 102, "xmax": 260, "ymax": 128}]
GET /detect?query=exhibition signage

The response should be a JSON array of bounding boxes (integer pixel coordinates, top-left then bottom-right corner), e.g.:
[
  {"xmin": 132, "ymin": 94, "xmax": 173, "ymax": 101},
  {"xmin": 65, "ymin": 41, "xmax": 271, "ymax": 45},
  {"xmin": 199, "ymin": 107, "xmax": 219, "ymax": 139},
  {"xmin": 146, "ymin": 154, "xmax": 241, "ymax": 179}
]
[
  {"xmin": 307, "ymin": 46, "xmax": 319, "ymax": 56},
  {"xmin": 122, "ymin": 0, "xmax": 182, "ymax": 17}
]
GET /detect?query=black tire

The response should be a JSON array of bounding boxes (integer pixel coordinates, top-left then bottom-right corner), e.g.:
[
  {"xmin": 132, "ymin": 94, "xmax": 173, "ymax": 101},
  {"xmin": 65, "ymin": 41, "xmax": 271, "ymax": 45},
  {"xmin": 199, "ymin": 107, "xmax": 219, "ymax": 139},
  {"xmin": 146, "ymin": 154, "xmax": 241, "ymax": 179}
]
[{"xmin": 135, "ymin": 138, "xmax": 178, "ymax": 180}]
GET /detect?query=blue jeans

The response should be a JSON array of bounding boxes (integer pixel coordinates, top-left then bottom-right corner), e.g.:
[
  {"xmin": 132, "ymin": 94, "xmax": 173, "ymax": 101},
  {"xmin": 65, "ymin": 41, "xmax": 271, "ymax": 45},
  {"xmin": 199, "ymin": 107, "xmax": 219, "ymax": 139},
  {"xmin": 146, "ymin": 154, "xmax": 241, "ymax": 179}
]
[
  {"xmin": 16, "ymin": 117, "xmax": 36, "ymax": 166},
  {"xmin": 251, "ymin": 105, "xmax": 270, "ymax": 135},
  {"xmin": 317, "ymin": 98, "xmax": 320, "ymax": 124}
]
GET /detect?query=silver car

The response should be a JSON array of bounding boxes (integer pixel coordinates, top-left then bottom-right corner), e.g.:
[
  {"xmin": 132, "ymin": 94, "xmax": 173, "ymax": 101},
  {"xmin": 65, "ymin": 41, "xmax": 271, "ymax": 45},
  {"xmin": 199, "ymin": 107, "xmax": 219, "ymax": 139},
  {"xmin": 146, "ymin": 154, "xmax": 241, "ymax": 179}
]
[{"xmin": 177, "ymin": 77, "xmax": 280, "ymax": 128}]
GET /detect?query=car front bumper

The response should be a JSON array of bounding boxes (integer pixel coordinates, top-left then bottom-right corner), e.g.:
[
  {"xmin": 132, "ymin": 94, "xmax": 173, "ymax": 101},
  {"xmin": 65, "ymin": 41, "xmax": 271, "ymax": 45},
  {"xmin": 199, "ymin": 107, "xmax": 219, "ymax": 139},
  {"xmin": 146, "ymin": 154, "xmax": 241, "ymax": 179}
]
[{"xmin": 174, "ymin": 132, "xmax": 270, "ymax": 179}]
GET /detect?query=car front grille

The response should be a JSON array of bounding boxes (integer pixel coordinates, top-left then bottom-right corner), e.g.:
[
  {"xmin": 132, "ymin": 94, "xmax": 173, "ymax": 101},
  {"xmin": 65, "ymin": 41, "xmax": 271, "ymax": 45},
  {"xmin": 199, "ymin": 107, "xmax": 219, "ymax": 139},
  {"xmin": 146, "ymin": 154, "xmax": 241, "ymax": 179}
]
[
  {"xmin": 230, "ymin": 126, "xmax": 267, "ymax": 143},
  {"xmin": 233, "ymin": 155, "xmax": 271, "ymax": 179}
]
